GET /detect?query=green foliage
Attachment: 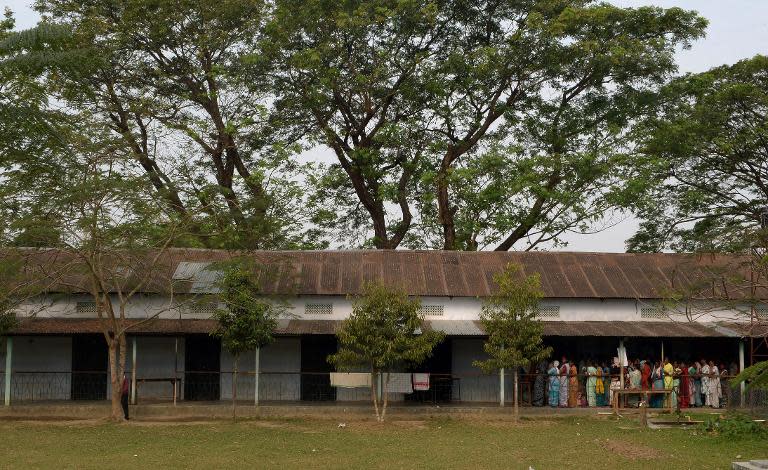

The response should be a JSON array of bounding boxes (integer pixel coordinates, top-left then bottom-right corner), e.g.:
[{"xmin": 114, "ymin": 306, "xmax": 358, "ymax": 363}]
[
  {"xmin": 474, "ymin": 263, "xmax": 551, "ymax": 374},
  {"xmin": 212, "ymin": 261, "xmax": 284, "ymax": 357},
  {"xmin": 329, "ymin": 282, "xmax": 444, "ymax": 372},
  {"xmin": 698, "ymin": 413, "xmax": 768, "ymax": 439},
  {"xmin": 732, "ymin": 360, "xmax": 768, "ymax": 391},
  {"xmin": 628, "ymin": 55, "xmax": 768, "ymax": 253}
]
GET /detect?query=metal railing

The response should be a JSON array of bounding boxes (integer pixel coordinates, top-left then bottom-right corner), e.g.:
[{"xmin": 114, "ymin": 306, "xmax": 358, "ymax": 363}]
[{"xmin": 1, "ymin": 370, "xmax": 765, "ymax": 412}]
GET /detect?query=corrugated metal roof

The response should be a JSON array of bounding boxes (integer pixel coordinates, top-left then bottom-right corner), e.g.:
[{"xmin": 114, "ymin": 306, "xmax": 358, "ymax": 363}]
[
  {"xmin": 10, "ymin": 318, "xmax": 742, "ymax": 338},
  {"xmin": 2, "ymin": 248, "xmax": 763, "ymax": 300}
]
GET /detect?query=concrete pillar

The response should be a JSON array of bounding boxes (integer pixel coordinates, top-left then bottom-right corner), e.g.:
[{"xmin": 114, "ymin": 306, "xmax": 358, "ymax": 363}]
[
  {"xmin": 500, "ymin": 367, "xmax": 505, "ymax": 407},
  {"xmin": 254, "ymin": 347, "xmax": 260, "ymax": 406},
  {"xmin": 4, "ymin": 337, "xmax": 12, "ymax": 406},
  {"xmin": 739, "ymin": 340, "xmax": 745, "ymax": 407},
  {"xmin": 131, "ymin": 336, "xmax": 137, "ymax": 405}
]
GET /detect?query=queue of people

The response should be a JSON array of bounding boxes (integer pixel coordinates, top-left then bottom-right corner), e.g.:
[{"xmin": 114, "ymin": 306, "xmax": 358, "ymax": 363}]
[{"xmin": 531, "ymin": 356, "xmax": 739, "ymax": 409}]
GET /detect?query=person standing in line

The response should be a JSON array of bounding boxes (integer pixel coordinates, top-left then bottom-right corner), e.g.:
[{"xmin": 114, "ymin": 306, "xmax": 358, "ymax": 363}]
[
  {"xmin": 651, "ymin": 361, "xmax": 664, "ymax": 408},
  {"xmin": 595, "ymin": 365, "xmax": 605, "ymax": 406},
  {"xmin": 121, "ymin": 372, "xmax": 130, "ymax": 421},
  {"xmin": 701, "ymin": 360, "xmax": 711, "ymax": 406},
  {"xmin": 679, "ymin": 363, "xmax": 691, "ymax": 409},
  {"xmin": 548, "ymin": 361, "xmax": 561, "ymax": 407},
  {"xmin": 641, "ymin": 360, "xmax": 651, "ymax": 390},
  {"xmin": 691, "ymin": 361, "xmax": 702, "ymax": 407},
  {"xmin": 586, "ymin": 363, "xmax": 598, "ymax": 407},
  {"xmin": 628, "ymin": 362, "xmax": 642, "ymax": 407},
  {"xmin": 708, "ymin": 361, "xmax": 721, "ymax": 408},
  {"xmin": 609, "ymin": 359, "xmax": 621, "ymax": 407},
  {"xmin": 559, "ymin": 358, "xmax": 570, "ymax": 408},
  {"xmin": 663, "ymin": 359, "xmax": 674, "ymax": 408},
  {"xmin": 568, "ymin": 363, "xmax": 578, "ymax": 407}
]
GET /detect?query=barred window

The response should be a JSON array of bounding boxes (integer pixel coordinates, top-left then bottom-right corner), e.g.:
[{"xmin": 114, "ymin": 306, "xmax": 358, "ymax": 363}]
[
  {"xmin": 305, "ymin": 303, "xmax": 333, "ymax": 315},
  {"xmin": 536, "ymin": 306, "xmax": 560, "ymax": 318},
  {"xmin": 75, "ymin": 301, "xmax": 97, "ymax": 314},
  {"xmin": 640, "ymin": 306, "xmax": 666, "ymax": 320},
  {"xmin": 419, "ymin": 305, "xmax": 444, "ymax": 317}
]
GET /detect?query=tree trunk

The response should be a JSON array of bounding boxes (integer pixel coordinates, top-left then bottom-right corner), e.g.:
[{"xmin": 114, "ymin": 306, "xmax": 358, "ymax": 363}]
[
  {"xmin": 380, "ymin": 372, "xmax": 390, "ymax": 422},
  {"xmin": 232, "ymin": 356, "xmax": 238, "ymax": 421},
  {"xmin": 107, "ymin": 338, "xmax": 123, "ymax": 421},
  {"xmin": 369, "ymin": 370, "xmax": 380, "ymax": 421},
  {"xmin": 513, "ymin": 369, "xmax": 519, "ymax": 423}
]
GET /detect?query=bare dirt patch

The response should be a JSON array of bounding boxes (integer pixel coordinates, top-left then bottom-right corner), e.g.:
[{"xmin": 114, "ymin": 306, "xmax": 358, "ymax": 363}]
[{"xmin": 600, "ymin": 438, "xmax": 664, "ymax": 460}]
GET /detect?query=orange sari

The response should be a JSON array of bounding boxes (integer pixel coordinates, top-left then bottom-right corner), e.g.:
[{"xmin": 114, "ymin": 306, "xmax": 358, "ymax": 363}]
[{"xmin": 568, "ymin": 364, "xmax": 578, "ymax": 407}]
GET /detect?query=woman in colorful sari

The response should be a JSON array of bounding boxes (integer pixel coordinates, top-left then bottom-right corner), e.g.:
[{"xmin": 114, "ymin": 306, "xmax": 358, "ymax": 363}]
[
  {"xmin": 707, "ymin": 361, "xmax": 721, "ymax": 408},
  {"xmin": 586, "ymin": 364, "xmax": 598, "ymax": 407},
  {"xmin": 651, "ymin": 362, "xmax": 664, "ymax": 408},
  {"xmin": 628, "ymin": 363, "xmax": 642, "ymax": 407},
  {"xmin": 603, "ymin": 365, "xmax": 612, "ymax": 405},
  {"xmin": 687, "ymin": 364, "xmax": 697, "ymax": 407},
  {"xmin": 559, "ymin": 360, "xmax": 569, "ymax": 407},
  {"xmin": 671, "ymin": 367, "xmax": 681, "ymax": 409},
  {"xmin": 548, "ymin": 361, "xmax": 560, "ymax": 407},
  {"xmin": 701, "ymin": 361, "xmax": 711, "ymax": 406},
  {"xmin": 641, "ymin": 360, "xmax": 651, "ymax": 390},
  {"xmin": 533, "ymin": 360, "xmax": 547, "ymax": 407},
  {"xmin": 663, "ymin": 360, "xmax": 674, "ymax": 408},
  {"xmin": 568, "ymin": 364, "xmax": 578, "ymax": 407},
  {"xmin": 692, "ymin": 361, "xmax": 703, "ymax": 407},
  {"xmin": 595, "ymin": 367, "xmax": 605, "ymax": 406},
  {"xmin": 679, "ymin": 364, "xmax": 691, "ymax": 409}
]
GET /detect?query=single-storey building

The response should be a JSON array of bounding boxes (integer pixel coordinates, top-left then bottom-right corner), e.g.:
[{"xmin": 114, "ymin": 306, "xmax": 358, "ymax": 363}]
[{"xmin": 1, "ymin": 249, "xmax": 766, "ymax": 406}]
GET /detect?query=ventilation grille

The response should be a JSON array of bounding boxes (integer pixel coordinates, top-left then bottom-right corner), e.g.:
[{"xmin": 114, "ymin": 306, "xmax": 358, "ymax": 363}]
[
  {"xmin": 75, "ymin": 301, "xmax": 97, "ymax": 314},
  {"xmin": 755, "ymin": 307, "xmax": 768, "ymax": 322},
  {"xmin": 640, "ymin": 306, "xmax": 666, "ymax": 320},
  {"xmin": 186, "ymin": 303, "xmax": 217, "ymax": 316},
  {"xmin": 419, "ymin": 305, "xmax": 444, "ymax": 317},
  {"xmin": 536, "ymin": 306, "xmax": 560, "ymax": 318},
  {"xmin": 305, "ymin": 303, "xmax": 333, "ymax": 315}
]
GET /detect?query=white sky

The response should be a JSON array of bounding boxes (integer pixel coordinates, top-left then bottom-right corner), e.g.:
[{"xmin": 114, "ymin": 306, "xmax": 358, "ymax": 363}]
[{"xmin": 3, "ymin": 0, "xmax": 767, "ymax": 251}]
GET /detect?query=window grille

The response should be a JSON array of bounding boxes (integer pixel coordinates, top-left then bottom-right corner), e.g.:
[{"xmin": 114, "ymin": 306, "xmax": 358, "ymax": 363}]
[
  {"xmin": 536, "ymin": 306, "xmax": 560, "ymax": 318},
  {"xmin": 640, "ymin": 306, "xmax": 666, "ymax": 320},
  {"xmin": 75, "ymin": 301, "xmax": 97, "ymax": 314},
  {"xmin": 305, "ymin": 303, "xmax": 333, "ymax": 315},
  {"xmin": 419, "ymin": 305, "xmax": 444, "ymax": 317}
]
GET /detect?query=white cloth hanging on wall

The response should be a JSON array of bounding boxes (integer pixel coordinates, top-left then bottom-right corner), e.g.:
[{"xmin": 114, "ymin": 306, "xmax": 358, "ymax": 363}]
[
  {"xmin": 330, "ymin": 373, "xmax": 371, "ymax": 388},
  {"xmin": 412, "ymin": 373, "xmax": 430, "ymax": 391}
]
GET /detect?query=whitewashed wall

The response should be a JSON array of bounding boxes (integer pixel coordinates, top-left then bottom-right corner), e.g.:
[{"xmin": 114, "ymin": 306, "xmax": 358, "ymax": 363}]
[{"xmin": 15, "ymin": 293, "xmax": 754, "ymax": 324}]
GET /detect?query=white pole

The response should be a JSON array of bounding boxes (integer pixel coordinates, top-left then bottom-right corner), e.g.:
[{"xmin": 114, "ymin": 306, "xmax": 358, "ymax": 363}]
[
  {"xmin": 739, "ymin": 341, "xmax": 745, "ymax": 407},
  {"xmin": 254, "ymin": 347, "xmax": 260, "ymax": 406},
  {"xmin": 131, "ymin": 337, "xmax": 137, "ymax": 405},
  {"xmin": 500, "ymin": 367, "xmax": 505, "ymax": 407},
  {"xmin": 4, "ymin": 337, "xmax": 12, "ymax": 406}
]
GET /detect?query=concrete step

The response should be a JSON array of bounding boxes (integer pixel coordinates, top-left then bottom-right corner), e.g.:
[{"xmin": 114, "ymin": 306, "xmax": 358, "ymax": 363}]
[{"xmin": 733, "ymin": 461, "xmax": 768, "ymax": 470}]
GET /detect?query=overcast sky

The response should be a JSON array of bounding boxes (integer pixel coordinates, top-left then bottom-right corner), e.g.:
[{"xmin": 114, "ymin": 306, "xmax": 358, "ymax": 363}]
[{"xmin": 3, "ymin": 0, "xmax": 767, "ymax": 251}]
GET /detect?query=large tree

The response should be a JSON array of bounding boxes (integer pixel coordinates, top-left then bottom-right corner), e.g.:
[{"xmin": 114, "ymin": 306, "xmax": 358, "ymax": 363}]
[
  {"xmin": 266, "ymin": 0, "xmax": 705, "ymax": 250},
  {"xmin": 628, "ymin": 55, "xmax": 768, "ymax": 254},
  {"xmin": 3, "ymin": 1, "xmax": 320, "ymax": 250}
]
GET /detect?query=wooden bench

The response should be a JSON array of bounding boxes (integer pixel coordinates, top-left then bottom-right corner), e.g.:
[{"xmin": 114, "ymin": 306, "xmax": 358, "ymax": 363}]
[{"xmin": 612, "ymin": 389, "xmax": 675, "ymax": 414}]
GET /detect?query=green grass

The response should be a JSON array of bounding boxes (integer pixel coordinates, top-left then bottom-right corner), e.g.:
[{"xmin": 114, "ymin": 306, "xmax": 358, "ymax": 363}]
[{"xmin": 2, "ymin": 415, "xmax": 766, "ymax": 469}]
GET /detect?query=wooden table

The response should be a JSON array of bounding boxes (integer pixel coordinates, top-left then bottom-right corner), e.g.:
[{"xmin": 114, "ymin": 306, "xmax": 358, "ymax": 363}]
[
  {"xmin": 612, "ymin": 389, "xmax": 674, "ymax": 414},
  {"xmin": 135, "ymin": 377, "xmax": 180, "ymax": 406}
]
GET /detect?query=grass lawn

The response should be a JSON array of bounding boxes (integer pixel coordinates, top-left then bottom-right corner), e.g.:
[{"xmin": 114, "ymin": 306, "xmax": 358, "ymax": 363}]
[{"xmin": 2, "ymin": 415, "xmax": 766, "ymax": 469}]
